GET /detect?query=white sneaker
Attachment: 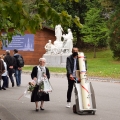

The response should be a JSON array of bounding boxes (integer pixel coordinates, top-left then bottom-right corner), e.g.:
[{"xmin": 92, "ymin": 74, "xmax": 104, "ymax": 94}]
[{"xmin": 66, "ymin": 102, "xmax": 71, "ymax": 108}]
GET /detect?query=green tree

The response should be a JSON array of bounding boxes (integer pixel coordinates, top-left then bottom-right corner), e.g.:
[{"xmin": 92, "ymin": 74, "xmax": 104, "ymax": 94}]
[
  {"xmin": 49, "ymin": 0, "xmax": 90, "ymax": 48},
  {"xmin": 50, "ymin": 0, "xmax": 109, "ymax": 49},
  {"xmin": 81, "ymin": 7, "xmax": 108, "ymax": 58},
  {"xmin": 0, "ymin": 0, "xmax": 82, "ymax": 42},
  {"xmin": 108, "ymin": 0, "xmax": 120, "ymax": 60},
  {"xmin": 99, "ymin": 0, "xmax": 120, "ymax": 60}
]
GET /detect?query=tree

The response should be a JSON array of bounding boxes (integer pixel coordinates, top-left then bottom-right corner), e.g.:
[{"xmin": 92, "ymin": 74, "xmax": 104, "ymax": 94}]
[
  {"xmin": 81, "ymin": 7, "xmax": 108, "ymax": 58},
  {"xmin": 50, "ymin": 0, "xmax": 110, "ymax": 49},
  {"xmin": 0, "ymin": 0, "xmax": 82, "ymax": 42},
  {"xmin": 108, "ymin": 1, "xmax": 120, "ymax": 60},
  {"xmin": 99, "ymin": 0, "xmax": 120, "ymax": 60},
  {"xmin": 49, "ymin": 0, "xmax": 91, "ymax": 48}
]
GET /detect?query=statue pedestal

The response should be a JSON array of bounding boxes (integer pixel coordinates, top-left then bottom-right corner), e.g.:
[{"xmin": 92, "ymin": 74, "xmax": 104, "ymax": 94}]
[{"xmin": 43, "ymin": 54, "xmax": 71, "ymax": 68}]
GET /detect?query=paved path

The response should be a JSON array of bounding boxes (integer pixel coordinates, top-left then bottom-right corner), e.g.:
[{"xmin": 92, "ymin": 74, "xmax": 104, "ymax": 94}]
[{"xmin": 0, "ymin": 73, "xmax": 120, "ymax": 120}]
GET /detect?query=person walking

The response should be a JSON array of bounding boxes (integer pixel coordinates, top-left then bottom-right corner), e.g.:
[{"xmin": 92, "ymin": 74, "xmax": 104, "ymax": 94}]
[
  {"xmin": 13, "ymin": 49, "xmax": 24, "ymax": 87},
  {"xmin": 0, "ymin": 55, "xmax": 8, "ymax": 90},
  {"xmin": 66, "ymin": 47, "xmax": 79, "ymax": 108},
  {"xmin": 4, "ymin": 50, "xmax": 16, "ymax": 87},
  {"xmin": 31, "ymin": 58, "xmax": 50, "ymax": 111},
  {"xmin": 0, "ymin": 59, "xmax": 5, "ymax": 90}
]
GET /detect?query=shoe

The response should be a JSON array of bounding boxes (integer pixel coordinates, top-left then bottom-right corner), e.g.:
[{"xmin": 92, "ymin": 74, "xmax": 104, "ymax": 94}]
[
  {"xmin": 0, "ymin": 87, "xmax": 1, "ymax": 90},
  {"xmin": 66, "ymin": 102, "xmax": 71, "ymax": 108},
  {"xmin": 40, "ymin": 107, "xmax": 44, "ymax": 110},
  {"xmin": 2, "ymin": 87, "xmax": 6, "ymax": 90},
  {"xmin": 36, "ymin": 109, "xmax": 39, "ymax": 112},
  {"xmin": 12, "ymin": 82, "xmax": 14, "ymax": 87}
]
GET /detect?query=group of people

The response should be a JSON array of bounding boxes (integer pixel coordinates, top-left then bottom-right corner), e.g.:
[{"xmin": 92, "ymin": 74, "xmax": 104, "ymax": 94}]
[
  {"xmin": 0, "ymin": 46, "xmax": 79, "ymax": 111},
  {"xmin": 0, "ymin": 49, "xmax": 24, "ymax": 90},
  {"xmin": 31, "ymin": 47, "xmax": 79, "ymax": 111}
]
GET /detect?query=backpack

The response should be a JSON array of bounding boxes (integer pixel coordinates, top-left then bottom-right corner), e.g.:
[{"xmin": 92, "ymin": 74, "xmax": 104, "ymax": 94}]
[{"xmin": 17, "ymin": 55, "xmax": 24, "ymax": 67}]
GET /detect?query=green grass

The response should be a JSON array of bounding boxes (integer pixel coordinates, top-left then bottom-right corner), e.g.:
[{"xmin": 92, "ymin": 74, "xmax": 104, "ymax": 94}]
[
  {"xmin": 23, "ymin": 49, "xmax": 120, "ymax": 79},
  {"xmin": 85, "ymin": 49, "xmax": 120, "ymax": 79}
]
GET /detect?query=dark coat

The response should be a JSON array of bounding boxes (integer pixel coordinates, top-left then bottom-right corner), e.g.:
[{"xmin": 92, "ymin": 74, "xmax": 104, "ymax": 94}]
[
  {"xmin": 0, "ymin": 60, "xmax": 5, "ymax": 80},
  {"xmin": 4, "ymin": 54, "xmax": 16, "ymax": 70},
  {"xmin": 31, "ymin": 66, "xmax": 50, "ymax": 102},
  {"xmin": 31, "ymin": 66, "xmax": 50, "ymax": 80},
  {"xmin": 13, "ymin": 53, "xmax": 24, "ymax": 69},
  {"xmin": 66, "ymin": 54, "xmax": 79, "ymax": 78}
]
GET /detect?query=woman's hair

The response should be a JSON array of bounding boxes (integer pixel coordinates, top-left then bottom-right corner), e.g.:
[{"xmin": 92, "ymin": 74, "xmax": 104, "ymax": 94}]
[
  {"xmin": 0, "ymin": 55, "xmax": 4, "ymax": 59},
  {"xmin": 3, "ymin": 54, "xmax": 5, "ymax": 57},
  {"xmin": 39, "ymin": 58, "xmax": 46, "ymax": 62},
  {"xmin": 0, "ymin": 55, "xmax": 2, "ymax": 59}
]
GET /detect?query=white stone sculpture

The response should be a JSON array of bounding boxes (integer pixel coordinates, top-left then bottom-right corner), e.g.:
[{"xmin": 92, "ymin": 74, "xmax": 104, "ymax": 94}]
[
  {"xmin": 55, "ymin": 24, "xmax": 63, "ymax": 41},
  {"xmin": 62, "ymin": 28, "xmax": 73, "ymax": 53},
  {"xmin": 44, "ymin": 40, "xmax": 52, "ymax": 54},
  {"xmin": 44, "ymin": 26, "xmax": 73, "ymax": 54},
  {"xmin": 44, "ymin": 40, "xmax": 60, "ymax": 54},
  {"xmin": 53, "ymin": 24, "xmax": 64, "ymax": 53}
]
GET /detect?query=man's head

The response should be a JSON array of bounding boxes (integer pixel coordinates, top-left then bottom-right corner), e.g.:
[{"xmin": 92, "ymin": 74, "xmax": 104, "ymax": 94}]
[
  {"xmin": 72, "ymin": 47, "xmax": 79, "ymax": 57},
  {"xmin": 6, "ymin": 50, "xmax": 10, "ymax": 55},
  {"xmin": 13, "ymin": 49, "xmax": 18, "ymax": 54}
]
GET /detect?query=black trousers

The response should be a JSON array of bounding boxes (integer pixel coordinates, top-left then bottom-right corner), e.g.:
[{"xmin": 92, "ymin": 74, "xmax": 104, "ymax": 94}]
[
  {"xmin": 67, "ymin": 78, "xmax": 75, "ymax": 102},
  {"xmin": 8, "ymin": 68, "xmax": 14, "ymax": 83},
  {"xmin": 2, "ymin": 76, "xmax": 8, "ymax": 88}
]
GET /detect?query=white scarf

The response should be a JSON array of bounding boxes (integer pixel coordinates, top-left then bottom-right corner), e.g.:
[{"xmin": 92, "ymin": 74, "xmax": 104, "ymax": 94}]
[{"xmin": 37, "ymin": 65, "xmax": 46, "ymax": 85}]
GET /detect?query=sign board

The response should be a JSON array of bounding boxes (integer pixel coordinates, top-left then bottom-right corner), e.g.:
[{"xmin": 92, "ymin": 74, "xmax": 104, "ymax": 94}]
[{"xmin": 2, "ymin": 34, "xmax": 34, "ymax": 51}]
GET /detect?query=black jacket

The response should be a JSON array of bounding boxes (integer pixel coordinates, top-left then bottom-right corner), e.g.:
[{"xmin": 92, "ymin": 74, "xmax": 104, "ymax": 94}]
[
  {"xmin": 4, "ymin": 54, "xmax": 16, "ymax": 69},
  {"xmin": 31, "ymin": 66, "xmax": 50, "ymax": 80},
  {"xmin": 13, "ymin": 53, "xmax": 24, "ymax": 69},
  {"xmin": 66, "ymin": 55, "xmax": 79, "ymax": 78}
]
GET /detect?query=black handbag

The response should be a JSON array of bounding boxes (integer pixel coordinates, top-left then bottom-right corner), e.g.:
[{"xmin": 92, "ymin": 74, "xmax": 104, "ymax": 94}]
[{"xmin": 37, "ymin": 91, "xmax": 44, "ymax": 98}]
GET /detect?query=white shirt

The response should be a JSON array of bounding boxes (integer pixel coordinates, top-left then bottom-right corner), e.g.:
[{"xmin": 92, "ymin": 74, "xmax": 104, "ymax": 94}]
[
  {"xmin": 72, "ymin": 58, "xmax": 77, "ymax": 77},
  {"xmin": 1, "ymin": 59, "xmax": 7, "ymax": 76}
]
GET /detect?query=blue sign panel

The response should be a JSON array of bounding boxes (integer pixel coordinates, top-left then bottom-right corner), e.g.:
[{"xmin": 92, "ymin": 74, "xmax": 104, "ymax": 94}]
[{"xmin": 2, "ymin": 34, "xmax": 34, "ymax": 51}]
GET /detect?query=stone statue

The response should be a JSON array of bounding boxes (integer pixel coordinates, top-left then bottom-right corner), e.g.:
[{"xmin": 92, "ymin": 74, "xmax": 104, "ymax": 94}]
[
  {"xmin": 44, "ymin": 40, "xmax": 60, "ymax": 54},
  {"xmin": 44, "ymin": 40, "xmax": 52, "ymax": 54},
  {"xmin": 43, "ymin": 26, "xmax": 74, "ymax": 68},
  {"xmin": 44, "ymin": 26, "xmax": 73, "ymax": 55},
  {"xmin": 55, "ymin": 24, "xmax": 63, "ymax": 41},
  {"xmin": 54, "ymin": 24, "xmax": 63, "ymax": 50},
  {"xmin": 62, "ymin": 28, "xmax": 73, "ymax": 53}
]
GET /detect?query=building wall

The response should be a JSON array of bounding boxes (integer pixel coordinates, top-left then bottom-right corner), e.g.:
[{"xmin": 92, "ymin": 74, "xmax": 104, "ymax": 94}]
[{"xmin": 0, "ymin": 28, "xmax": 56, "ymax": 65}]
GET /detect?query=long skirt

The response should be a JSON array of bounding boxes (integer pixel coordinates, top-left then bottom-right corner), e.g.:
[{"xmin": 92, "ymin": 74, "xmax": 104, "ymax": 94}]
[{"xmin": 31, "ymin": 85, "xmax": 50, "ymax": 102}]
